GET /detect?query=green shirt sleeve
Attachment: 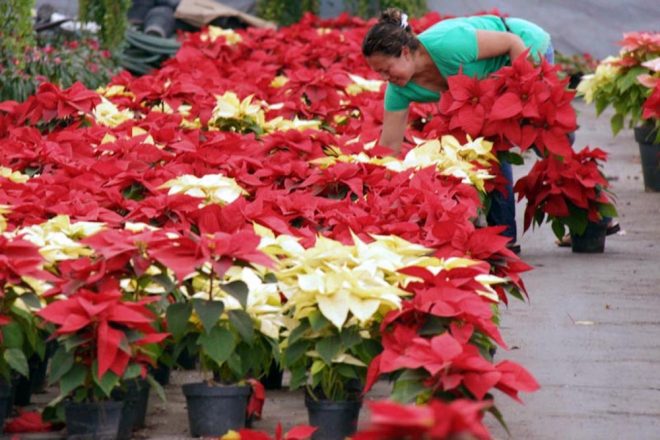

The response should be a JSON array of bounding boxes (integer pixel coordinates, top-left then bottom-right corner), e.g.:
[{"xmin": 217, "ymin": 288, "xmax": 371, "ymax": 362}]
[{"xmin": 384, "ymin": 84, "xmax": 412, "ymax": 112}]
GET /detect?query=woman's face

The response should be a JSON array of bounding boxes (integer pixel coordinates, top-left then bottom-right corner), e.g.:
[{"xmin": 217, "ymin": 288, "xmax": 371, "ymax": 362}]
[{"xmin": 366, "ymin": 47, "xmax": 415, "ymax": 87}]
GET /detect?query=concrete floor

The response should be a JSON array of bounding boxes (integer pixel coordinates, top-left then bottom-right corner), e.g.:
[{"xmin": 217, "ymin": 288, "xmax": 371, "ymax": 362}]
[{"xmin": 21, "ymin": 101, "xmax": 660, "ymax": 439}]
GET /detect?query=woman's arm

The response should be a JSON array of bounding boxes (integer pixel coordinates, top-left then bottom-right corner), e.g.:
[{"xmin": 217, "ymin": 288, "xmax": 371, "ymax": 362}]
[
  {"xmin": 379, "ymin": 108, "xmax": 409, "ymax": 154},
  {"xmin": 475, "ymin": 30, "xmax": 527, "ymax": 61}
]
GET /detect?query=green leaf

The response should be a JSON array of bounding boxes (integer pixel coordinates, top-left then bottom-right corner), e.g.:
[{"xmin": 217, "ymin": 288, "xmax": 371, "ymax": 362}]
[
  {"xmin": 288, "ymin": 364, "xmax": 307, "ymax": 389},
  {"xmin": 93, "ymin": 365, "xmax": 120, "ymax": 398},
  {"xmin": 316, "ymin": 335, "xmax": 341, "ymax": 365},
  {"xmin": 599, "ymin": 203, "xmax": 618, "ymax": 218},
  {"xmin": 610, "ymin": 113, "xmax": 624, "ymax": 136},
  {"xmin": 563, "ymin": 205, "xmax": 589, "ymax": 235},
  {"xmin": 146, "ymin": 374, "xmax": 166, "ymax": 402},
  {"xmin": 551, "ymin": 219, "xmax": 566, "ymax": 241},
  {"xmin": 63, "ymin": 334, "xmax": 89, "ymax": 352},
  {"xmin": 308, "ymin": 310, "xmax": 331, "ymax": 332},
  {"xmin": 59, "ymin": 364, "xmax": 86, "ymax": 396},
  {"xmin": 49, "ymin": 347, "xmax": 75, "ymax": 385},
  {"xmin": 4, "ymin": 348, "xmax": 29, "ymax": 377},
  {"xmin": 283, "ymin": 340, "xmax": 309, "ymax": 367},
  {"xmin": 340, "ymin": 328, "xmax": 362, "ymax": 349},
  {"xmin": 228, "ymin": 309, "xmax": 254, "ymax": 344},
  {"xmin": 166, "ymin": 302, "xmax": 192, "ymax": 339},
  {"xmin": 123, "ymin": 364, "xmax": 142, "ymax": 380},
  {"xmin": 335, "ymin": 364, "xmax": 359, "ymax": 380},
  {"xmin": 192, "ymin": 299, "xmax": 224, "ymax": 335},
  {"xmin": 310, "ymin": 359, "xmax": 325, "ymax": 376},
  {"xmin": 19, "ymin": 292, "xmax": 42, "ymax": 309},
  {"xmin": 198, "ymin": 326, "xmax": 235, "ymax": 365},
  {"xmin": 1, "ymin": 322, "xmax": 24, "ymax": 349},
  {"xmin": 288, "ymin": 321, "xmax": 310, "ymax": 345},
  {"xmin": 488, "ymin": 404, "xmax": 511, "ymax": 436},
  {"xmin": 221, "ymin": 281, "xmax": 248, "ymax": 309}
]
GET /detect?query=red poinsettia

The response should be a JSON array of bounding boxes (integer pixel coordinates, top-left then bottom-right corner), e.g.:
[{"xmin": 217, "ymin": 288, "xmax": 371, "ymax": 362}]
[
  {"xmin": 514, "ymin": 147, "xmax": 616, "ymax": 236},
  {"xmin": 233, "ymin": 424, "xmax": 317, "ymax": 440},
  {"xmin": 37, "ymin": 283, "xmax": 168, "ymax": 378},
  {"xmin": 353, "ymin": 399, "xmax": 491, "ymax": 440}
]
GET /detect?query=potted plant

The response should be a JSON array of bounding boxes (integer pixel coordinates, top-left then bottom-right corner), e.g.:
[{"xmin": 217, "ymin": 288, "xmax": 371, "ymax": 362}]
[
  {"xmin": 514, "ymin": 147, "xmax": 618, "ymax": 253},
  {"xmin": 275, "ymin": 232, "xmax": 432, "ymax": 440},
  {"xmin": 156, "ymin": 228, "xmax": 281, "ymax": 437},
  {"xmin": 577, "ymin": 31, "xmax": 660, "ymax": 190},
  {"xmin": 36, "ymin": 282, "xmax": 168, "ymax": 440}
]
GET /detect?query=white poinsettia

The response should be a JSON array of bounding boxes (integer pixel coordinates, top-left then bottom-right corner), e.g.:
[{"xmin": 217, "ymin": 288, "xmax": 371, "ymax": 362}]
[
  {"xmin": 96, "ymin": 84, "xmax": 135, "ymax": 99},
  {"xmin": 92, "ymin": 97, "xmax": 134, "ymax": 127},
  {"xmin": 274, "ymin": 233, "xmax": 434, "ymax": 329},
  {"xmin": 210, "ymin": 92, "xmax": 266, "ymax": 128},
  {"xmin": 576, "ymin": 57, "xmax": 621, "ymax": 103},
  {"xmin": 345, "ymin": 74, "xmax": 384, "ymax": 95},
  {"xmin": 202, "ymin": 26, "xmax": 242, "ymax": 44},
  {"xmin": 0, "ymin": 166, "xmax": 31, "ymax": 183},
  {"xmin": 270, "ymin": 75, "xmax": 289, "ymax": 88},
  {"xmin": 263, "ymin": 116, "xmax": 322, "ymax": 132},
  {"xmin": 12, "ymin": 215, "xmax": 105, "ymax": 263},
  {"xmin": 0, "ymin": 205, "xmax": 9, "ymax": 233},
  {"xmin": 159, "ymin": 173, "xmax": 247, "ymax": 206}
]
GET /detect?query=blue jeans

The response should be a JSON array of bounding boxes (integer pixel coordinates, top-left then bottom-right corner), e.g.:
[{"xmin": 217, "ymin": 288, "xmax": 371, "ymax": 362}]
[{"xmin": 486, "ymin": 42, "xmax": 556, "ymax": 241}]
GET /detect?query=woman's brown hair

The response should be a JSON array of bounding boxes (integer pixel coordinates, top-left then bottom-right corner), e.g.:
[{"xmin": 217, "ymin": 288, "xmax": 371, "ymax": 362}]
[{"xmin": 362, "ymin": 8, "xmax": 420, "ymax": 57}]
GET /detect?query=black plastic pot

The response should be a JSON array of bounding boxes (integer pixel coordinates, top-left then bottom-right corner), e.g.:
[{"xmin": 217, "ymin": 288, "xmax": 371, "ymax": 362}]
[
  {"xmin": 571, "ymin": 221, "xmax": 607, "ymax": 253},
  {"xmin": 0, "ymin": 378, "xmax": 12, "ymax": 430},
  {"xmin": 152, "ymin": 363, "xmax": 171, "ymax": 386},
  {"xmin": 305, "ymin": 395, "xmax": 362, "ymax": 440},
  {"xmin": 65, "ymin": 400, "xmax": 123, "ymax": 440},
  {"xmin": 182, "ymin": 382, "xmax": 251, "ymax": 437},
  {"xmin": 634, "ymin": 125, "xmax": 660, "ymax": 192},
  {"xmin": 113, "ymin": 378, "xmax": 151, "ymax": 440}
]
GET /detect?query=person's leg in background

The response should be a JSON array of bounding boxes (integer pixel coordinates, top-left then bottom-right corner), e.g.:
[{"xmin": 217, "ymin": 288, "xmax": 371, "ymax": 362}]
[{"xmin": 486, "ymin": 155, "xmax": 517, "ymax": 248}]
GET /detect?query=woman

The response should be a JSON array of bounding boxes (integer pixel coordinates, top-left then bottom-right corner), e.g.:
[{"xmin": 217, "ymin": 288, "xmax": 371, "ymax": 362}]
[{"xmin": 362, "ymin": 8, "xmax": 554, "ymax": 251}]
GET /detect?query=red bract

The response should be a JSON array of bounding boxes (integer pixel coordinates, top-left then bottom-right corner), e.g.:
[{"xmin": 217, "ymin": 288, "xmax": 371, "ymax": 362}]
[
  {"xmin": 642, "ymin": 83, "xmax": 660, "ymax": 120},
  {"xmin": 353, "ymin": 399, "xmax": 491, "ymax": 440},
  {"xmin": 514, "ymin": 148, "xmax": 613, "ymax": 231},
  {"xmin": 235, "ymin": 423, "xmax": 317, "ymax": 440},
  {"xmin": 0, "ymin": 235, "xmax": 49, "ymax": 287},
  {"xmin": 37, "ymin": 285, "xmax": 168, "ymax": 378},
  {"xmin": 439, "ymin": 73, "xmax": 499, "ymax": 137},
  {"xmin": 14, "ymin": 82, "xmax": 101, "ymax": 125}
]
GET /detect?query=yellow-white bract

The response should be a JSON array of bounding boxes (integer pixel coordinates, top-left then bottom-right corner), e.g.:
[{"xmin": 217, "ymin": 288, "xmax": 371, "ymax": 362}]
[
  {"xmin": 345, "ymin": 74, "xmax": 384, "ymax": 96},
  {"xmin": 268, "ymin": 231, "xmax": 438, "ymax": 329},
  {"xmin": 92, "ymin": 97, "xmax": 135, "ymax": 127},
  {"xmin": 202, "ymin": 26, "xmax": 242, "ymax": 45},
  {"xmin": 10, "ymin": 215, "xmax": 105, "ymax": 263},
  {"xmin": 0, "ymin": 166, "xmax": 31, "ymax": 183},
  {"xmin": 576, "ymin": 57, "xmax": 622, "ymax": 103},
  {"xmin": 159, "ymin": 173, "xmax": 247, "ymax": 207},
  {"xmin": 312, "ymin": 135, "xmax": 497, "ymax": 192}
]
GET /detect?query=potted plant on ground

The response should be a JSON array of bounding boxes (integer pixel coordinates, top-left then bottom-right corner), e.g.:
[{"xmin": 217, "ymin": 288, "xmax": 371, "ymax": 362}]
[
  {"xmin": 514, "ymin": 147, "xmax": 618, "ymax": 253},
  {"xmin": 158, "ymin": 227, "xmax": 281, "ymax": 437},
  {"xmin": 274, "ymin": 232, "xmax": 434, "ymax": 440},
  {"xmin": 577, "ymin": 31, "xmax": 660, "ymax": 190},
  {"xmin": 36, "ymin": 281, "xmax": 168, "ymax": 439}
]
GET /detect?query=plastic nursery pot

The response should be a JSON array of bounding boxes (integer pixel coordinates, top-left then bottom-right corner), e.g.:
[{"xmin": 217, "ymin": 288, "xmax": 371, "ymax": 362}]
[
  {"xmin": 305, "ymin": 393, "xmax": 362, "ymax": 440},
  {"xmin": 14, "ymin": 353, "xmax": 50, "ymax": 406},
  {"xmin": 0, "ymin": 378, "xmax": 12, "ymax": 430},
  {"xmin": 112, "ymin": 378, "xmax": 151, "ymax": 440},
  {"xmin": 65, "ymin": 400, "xmax": 123, "ymax": 440},
  {"xmin": 570, "ymin": 222, "xmax": 607, "ymax": 253},
  {"xmin": 182, "ymin": 382, "xmax": 251, "ymax": 437},
  {"xmin": 634, "ymin": 125, "xmax": 660, "ymax": 192}
]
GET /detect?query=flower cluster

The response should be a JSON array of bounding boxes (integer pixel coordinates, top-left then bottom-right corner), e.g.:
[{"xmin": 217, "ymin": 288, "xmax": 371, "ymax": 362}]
[{"xmin": 577, "ymin": 31, "xmax": 660, "ymax": 141}]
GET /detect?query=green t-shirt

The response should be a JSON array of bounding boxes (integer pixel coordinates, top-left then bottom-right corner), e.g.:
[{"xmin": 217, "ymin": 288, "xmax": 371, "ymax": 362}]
[{"xmin": 384, "ymin": 15, "xmax": 551, "ymax": 112}]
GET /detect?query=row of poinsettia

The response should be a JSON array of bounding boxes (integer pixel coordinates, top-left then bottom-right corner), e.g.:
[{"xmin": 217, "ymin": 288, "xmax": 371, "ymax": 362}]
[{"xmin": 0, "ymin": 11, "xmax": 616, "ymax": 438}]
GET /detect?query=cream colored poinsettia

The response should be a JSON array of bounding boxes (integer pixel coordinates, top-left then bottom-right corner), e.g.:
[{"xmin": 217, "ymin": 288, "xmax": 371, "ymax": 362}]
[
  {"xmin": 263, "ymin": 116, "xmax": 322, "ymax": 132},
  {"xmin": 159, "ymin": 173, "xmax": 247, "ymax": 207},
  {"xmin": 210, "ymin": 92, "xmax": 266, "ymax": 129},
  {"xmin": 0, "ymin": 205, "xmax": 10, "ymax": 233},
  {"xmin": 311, "ymin": 136, "xmax": 496, "ymax": 191},
  {"xmin": 0, "ymin": 166, "xmax": 31, "ymax": 183},
  {"xmin": 576, "ymin": 57, "xmax": 622, "ymax": 103},
  {"xmin": 202, "ymin": 26, "xmax": 242, "ymax": 44},
  {"xmin": 92, "ymin": 97, "xmax": 134, "ymax": 127},
  {"xmin": 96, "ymin": 84, "xmax": 136, "ymax": 99},
  {"xmin": 274, "ymin": 233, "xmax": 436, "ymax": 329},
  {"xmin": 345, "ymin": 74, "xmax": 384, "ymax": 96},
  {"xmin": 270, "ymin": 75, "xmax": 289, "ymax": 88},
  {"xmin": 13, "ymin": 215, "xmax": 105, "ymax": 263}
]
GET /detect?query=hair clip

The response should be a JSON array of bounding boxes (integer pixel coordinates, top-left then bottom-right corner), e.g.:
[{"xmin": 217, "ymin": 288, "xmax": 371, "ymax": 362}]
[{"xmin": 400, "ymin": 13, "xmax": 408, "ymax": 29}]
